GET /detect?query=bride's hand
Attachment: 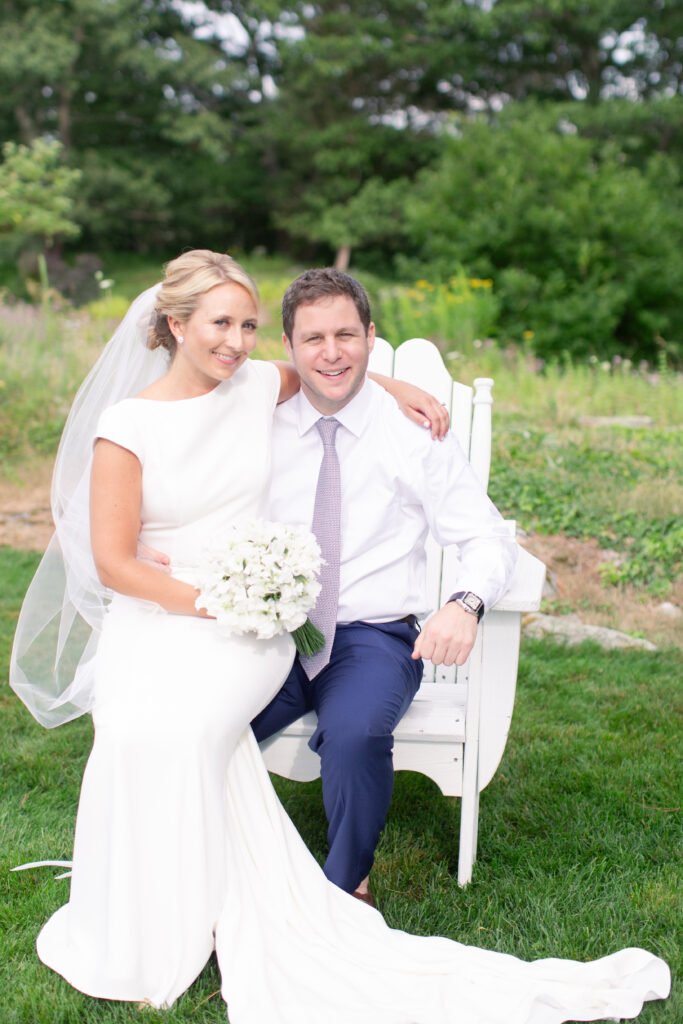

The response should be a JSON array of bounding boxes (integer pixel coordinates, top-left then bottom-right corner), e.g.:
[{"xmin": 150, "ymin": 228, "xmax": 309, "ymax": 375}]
[
  {"xmin": 195, "ymin": 595, "xmax": 215, "ymax": 620},
  {"xmin": 374, "ymin": 377, "xmax": 450, "ymax": 439}
]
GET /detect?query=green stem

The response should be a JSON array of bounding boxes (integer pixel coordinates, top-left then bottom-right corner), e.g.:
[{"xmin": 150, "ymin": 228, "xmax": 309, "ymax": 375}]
[{"xmin": 291, "ymin": 619, "xmax": 325, "ymax": 657}]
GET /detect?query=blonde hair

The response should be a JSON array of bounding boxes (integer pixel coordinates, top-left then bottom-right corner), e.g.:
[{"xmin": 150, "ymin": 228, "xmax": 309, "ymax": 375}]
[{"xmin": 149, "ymin": 250, "xmax": 259, "ymax": 354}]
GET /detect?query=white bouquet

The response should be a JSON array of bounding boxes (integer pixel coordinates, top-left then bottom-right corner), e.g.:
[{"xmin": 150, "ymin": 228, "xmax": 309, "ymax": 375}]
[{"xmin": 193, "ymin": 520, "xmax": 325, "ymax": 657}]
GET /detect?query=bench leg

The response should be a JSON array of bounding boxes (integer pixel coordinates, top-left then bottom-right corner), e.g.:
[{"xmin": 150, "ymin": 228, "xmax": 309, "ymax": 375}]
[
  {"xmin": 457, "ymin": 633, "xmax": 484, "ymax": 887},
  {"xmin": 457, "ymin": 786, "xmax": 480, "ymax": 886}
]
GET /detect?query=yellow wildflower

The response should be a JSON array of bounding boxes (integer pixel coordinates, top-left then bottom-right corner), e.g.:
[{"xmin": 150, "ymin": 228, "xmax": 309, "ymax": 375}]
[{"xmin": 523, "ymin": 330, "xmax": 535, "ymax": 340}]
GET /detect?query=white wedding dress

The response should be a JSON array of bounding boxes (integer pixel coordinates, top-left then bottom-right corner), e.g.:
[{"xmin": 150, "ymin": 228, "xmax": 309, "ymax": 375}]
[{"xmin": 36, "ymin": 359, "xmax": 670, "ymax": 1021}]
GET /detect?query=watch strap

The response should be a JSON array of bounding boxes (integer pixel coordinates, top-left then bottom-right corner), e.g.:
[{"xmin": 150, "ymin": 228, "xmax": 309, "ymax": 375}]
[{"xmin": 447, "ymin": 590, "xmax": 485, "ymax": 622}]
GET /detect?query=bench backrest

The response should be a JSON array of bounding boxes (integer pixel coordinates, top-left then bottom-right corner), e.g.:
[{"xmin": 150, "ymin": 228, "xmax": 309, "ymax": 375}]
[{"xmin": 368, "ymin": 337, "xmax": 495, "ymax": 686}]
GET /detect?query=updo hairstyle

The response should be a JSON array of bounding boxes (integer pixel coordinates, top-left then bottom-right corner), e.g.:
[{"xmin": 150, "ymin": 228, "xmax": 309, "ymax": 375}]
[{"xmin": 149, "ymin": 250, "xmax": 259, "ymax": 355}]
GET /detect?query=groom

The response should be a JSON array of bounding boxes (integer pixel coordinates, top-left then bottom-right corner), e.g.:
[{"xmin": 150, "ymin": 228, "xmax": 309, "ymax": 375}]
[{"xmin": 251, "ymin": 269, "xmax": 517, "ymax": 905}]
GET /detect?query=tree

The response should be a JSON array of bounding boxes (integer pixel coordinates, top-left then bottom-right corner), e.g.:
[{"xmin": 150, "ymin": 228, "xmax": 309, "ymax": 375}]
[
  {"xmin": 221, "ymin": 0, "xmax": 683, "ymax": 262},
  {"xmin": 0, "ymin": 139, "xmax": 81, "ymax": 261},
  {"xmin": 0, "ymin": 0, "xmax": 266, "ymax": 251},
  {"xmin": 0, "ymin": 0, "xmax": 679, "ymax": 262},
  {"xmin": 550, "ymin": 94, "xmax": 683, "ymax": 170},
  {"xmin": 401, "ymin": 109, "xmax": 682, "ymax": 362},
  {"xmin": 236, "ymin": 0, "xmax": 445, "ymax": 265},
  {"xmin": 391, "ymin": 0, "xmax": 683, "ymax": 108}
]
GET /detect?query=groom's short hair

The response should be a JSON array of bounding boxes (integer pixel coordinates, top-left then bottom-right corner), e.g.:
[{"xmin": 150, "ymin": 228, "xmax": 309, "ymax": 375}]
[{"xmin": 282, "ymin": 269, "xmax": 372, "ymax": 341}]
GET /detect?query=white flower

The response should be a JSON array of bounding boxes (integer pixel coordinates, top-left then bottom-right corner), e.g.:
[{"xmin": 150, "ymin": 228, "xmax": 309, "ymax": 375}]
[{"xmin": 194, "ymin": 520, "xmax": 322, "ymax": 641}]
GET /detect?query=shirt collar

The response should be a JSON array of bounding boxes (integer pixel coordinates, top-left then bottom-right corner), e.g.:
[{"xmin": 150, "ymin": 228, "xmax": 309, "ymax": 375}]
[{"xmin": 294, "ymin": 377, "xmax": 375, "ymax": 439}]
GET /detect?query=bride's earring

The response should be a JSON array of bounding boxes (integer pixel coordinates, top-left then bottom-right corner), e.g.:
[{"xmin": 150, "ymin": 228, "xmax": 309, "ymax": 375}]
[{"xmin": 177, "ymin": 335, "xmax": 184, "ymax": 345}]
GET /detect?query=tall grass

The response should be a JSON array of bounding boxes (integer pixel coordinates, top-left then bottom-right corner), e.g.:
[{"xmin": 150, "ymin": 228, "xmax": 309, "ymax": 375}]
[
  {"xmin": 449, "ymin": 347, "xmax": 683, "ymax": 428},
  {"xmin": 2, "ymin": 292, "xmax": 681, "ymax": 470},
  {"xmin": 0, "ymin": 303, "xmax": 110, "ymax": 464},
  {"xmin": 0, "ymin": 274, "xmax": 286, "ymax": 467},
  {"xmin": 2, "ymin": 260, "xmax": 681, "ymax": 595}
]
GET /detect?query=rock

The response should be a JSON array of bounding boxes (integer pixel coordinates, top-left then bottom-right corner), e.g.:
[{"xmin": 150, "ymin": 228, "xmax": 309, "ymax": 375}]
[
  {"xmin": 542, "ymin": 568, "xmax": 561, "ymax": 601},
  {"xmin": 578, "ymin": 415, "xmax": 654, "ymax": 429},
  {"xmin": 655, "ymin": 602, "xmax": 682, "ymax": 620},
  {"xmin": 522, "ymin": 613, "xmax": 657, "ymax": 651}
]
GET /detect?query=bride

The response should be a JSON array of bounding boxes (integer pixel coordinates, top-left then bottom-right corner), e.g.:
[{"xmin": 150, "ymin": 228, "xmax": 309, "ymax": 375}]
[{"xmin": 10, "ymin": 250, "xmax": 670, "ymax": 1021}]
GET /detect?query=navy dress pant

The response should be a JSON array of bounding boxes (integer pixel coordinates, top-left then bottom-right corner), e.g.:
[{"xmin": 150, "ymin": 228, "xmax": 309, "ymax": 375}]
[{"xmin": 251, "ymin": 620, "xmax": 423, "ymax": 893}]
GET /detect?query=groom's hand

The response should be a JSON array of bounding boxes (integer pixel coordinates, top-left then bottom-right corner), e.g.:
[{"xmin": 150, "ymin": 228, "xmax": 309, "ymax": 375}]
[
  {"xmin": 412, "ymin": 603, "xmax": 478, "ymax": 667},
  {"xmin": 137, "ymin": 541, "xmax": 171, "ymax": 574}
]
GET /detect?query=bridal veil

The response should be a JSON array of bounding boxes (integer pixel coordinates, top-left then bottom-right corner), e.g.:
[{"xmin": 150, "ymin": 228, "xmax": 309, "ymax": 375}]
[{"xmin": 10, "ymin": 285, "xmax": 166, "ymax": 726}]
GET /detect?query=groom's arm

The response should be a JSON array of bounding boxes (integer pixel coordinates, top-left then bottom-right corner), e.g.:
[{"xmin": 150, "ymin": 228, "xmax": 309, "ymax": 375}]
[{"xmin": 409, "ymin": 430, "xmax": 517, "ymax": 667}]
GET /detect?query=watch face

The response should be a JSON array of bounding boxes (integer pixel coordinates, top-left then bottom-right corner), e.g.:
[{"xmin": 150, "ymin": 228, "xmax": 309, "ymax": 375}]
[{"xmin": 463, "ymin": 593, "xmax": 482, "ymax": 612}]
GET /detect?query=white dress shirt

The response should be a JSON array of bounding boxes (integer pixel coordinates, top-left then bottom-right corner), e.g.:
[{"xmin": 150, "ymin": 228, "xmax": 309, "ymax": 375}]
[{"xmin": 268, "ymin": 378, "xmax": 517, "ymax": 624}]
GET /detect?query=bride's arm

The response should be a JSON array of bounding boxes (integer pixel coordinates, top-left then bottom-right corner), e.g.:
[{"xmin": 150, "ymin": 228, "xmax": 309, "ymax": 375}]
[
  {"xmin": 269, "ymin": 360, "xmax": 449, "ymax": 439},
  {"xmin": 90, "ymin": 439, "xmax": 211, "ymax": 617},
  {"xmin": 270, "ymin": 360, "xmax": 300, "ymax": 403}
]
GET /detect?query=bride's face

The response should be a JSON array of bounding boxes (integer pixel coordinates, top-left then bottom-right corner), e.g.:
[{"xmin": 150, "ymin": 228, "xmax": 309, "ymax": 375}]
[{"xmin": 171, "ymin": 282, "xmax": 259, "ymax": 386}]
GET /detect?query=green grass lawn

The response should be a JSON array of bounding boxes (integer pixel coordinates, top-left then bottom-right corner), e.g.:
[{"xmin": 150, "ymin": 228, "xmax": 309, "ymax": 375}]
[{"xmin": 1, "ymin": 548, "xmax": 680, "ymax": 1022}]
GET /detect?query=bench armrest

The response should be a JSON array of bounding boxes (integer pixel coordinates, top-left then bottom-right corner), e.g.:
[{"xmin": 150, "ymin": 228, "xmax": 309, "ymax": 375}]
[{"xmin": 491, "ymin": 545, "xmax": 546, "ymax": 613}]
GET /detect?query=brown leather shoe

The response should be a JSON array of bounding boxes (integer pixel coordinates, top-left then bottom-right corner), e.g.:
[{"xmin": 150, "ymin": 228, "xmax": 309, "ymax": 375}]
[{"xmin": 352, "ymin": 889, "xmax": 375, "ymax": 908}]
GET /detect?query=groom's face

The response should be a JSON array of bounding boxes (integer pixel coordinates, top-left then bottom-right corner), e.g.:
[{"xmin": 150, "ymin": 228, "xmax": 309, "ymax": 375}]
[{"xmin": 284, "ymin": 295, "xmax": 375, "ymax": 415}]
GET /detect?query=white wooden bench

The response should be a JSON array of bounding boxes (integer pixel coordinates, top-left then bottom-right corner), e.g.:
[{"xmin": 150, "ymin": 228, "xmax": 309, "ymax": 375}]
[{"xmin": 260, "ymin": 338, "xmax": 546, "ymax": 886}]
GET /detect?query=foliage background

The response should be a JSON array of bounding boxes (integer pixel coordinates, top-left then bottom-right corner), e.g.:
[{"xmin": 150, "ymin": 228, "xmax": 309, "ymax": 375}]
[{"xmin": 1, "ymin": 0, "xmax": 682, "ymax": 362}]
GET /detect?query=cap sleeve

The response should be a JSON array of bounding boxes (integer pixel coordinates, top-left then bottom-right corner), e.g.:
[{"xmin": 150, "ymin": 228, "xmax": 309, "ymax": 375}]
[{"xmin": 96, "ymin": 401, "xmax": 145, "ymax": 462}]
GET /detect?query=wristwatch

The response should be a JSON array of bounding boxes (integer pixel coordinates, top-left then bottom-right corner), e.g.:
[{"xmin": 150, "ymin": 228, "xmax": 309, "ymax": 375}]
[{"xmin": 447, "ymin": 591, "xmax": 485, "ymax": 622}]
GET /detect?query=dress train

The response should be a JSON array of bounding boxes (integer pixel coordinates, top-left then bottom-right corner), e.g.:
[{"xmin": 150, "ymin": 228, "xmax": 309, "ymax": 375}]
[{"xmin": 214, "ymin": 728, "xmax": 670, "ymax": 1024}]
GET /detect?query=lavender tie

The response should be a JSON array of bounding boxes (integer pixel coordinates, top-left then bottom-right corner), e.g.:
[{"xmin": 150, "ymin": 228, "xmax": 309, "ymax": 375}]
[{"xmin": 302, "ymin": 417, "xmax": 341, "ymax": 679}]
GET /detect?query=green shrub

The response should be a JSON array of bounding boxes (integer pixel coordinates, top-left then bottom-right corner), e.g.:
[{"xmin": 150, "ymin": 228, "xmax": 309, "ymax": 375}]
[
  {"xmin": 376, "ymin": 274, "xmax": 499, "ymax": 353},
  {"xmin": 0, "ymin": 139, "xmax": 81, "ymax": 264},
  {"xmin": 401, "ymin": 111, "xmax": 682, "ymax": 365}
]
